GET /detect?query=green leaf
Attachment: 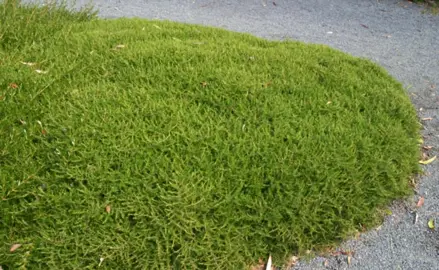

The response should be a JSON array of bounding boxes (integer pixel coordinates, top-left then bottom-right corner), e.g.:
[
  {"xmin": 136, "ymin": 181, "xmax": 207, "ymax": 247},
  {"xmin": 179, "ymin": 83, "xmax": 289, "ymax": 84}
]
[
  {"xmin": 419, "ymin": 156, "xmax": 437, "ymax": 165},
  {"xmin": 428, "ymin": 219, "xmax": 435, "ymax": 229}
]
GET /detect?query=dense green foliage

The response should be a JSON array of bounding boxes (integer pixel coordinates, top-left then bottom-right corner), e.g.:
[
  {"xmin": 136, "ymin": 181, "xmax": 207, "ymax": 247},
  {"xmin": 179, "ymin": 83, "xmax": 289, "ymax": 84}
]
[{"xmin": 0, "ymin": 1, "xmax": 420, "ymax": 269}]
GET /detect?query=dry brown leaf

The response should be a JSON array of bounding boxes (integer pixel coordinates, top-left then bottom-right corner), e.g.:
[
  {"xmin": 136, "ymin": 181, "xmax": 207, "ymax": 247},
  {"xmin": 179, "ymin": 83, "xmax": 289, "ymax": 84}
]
[
  {"xmin": 41, "ymin": 129, "xmax": 47, "ymax": 136},
  {"xmin": 417, "ymin": 197, "xmax": 425, "ymax": 208},
  {"xmin": 340, "ymin": 250, "xmax": 353, "ymax": 256},
  {"xmin": 9, "ymin": 83, "xmax": 18, "ymax": 89},
  {"xmin": 285, "ymin": 256, "xmax": 299, "ymax": 268},
  {"xmin": 105, "ymin": 205, "xmax": 111, "ymax": 213},
  {"xmin": 347, "ymin": 255, "xmax": 352, "ymax": 265},
  {"xmin": 423, "ymin": 146, "xmax": 433, "ymax": 150},
  {"xmin": 250, "ymin": 258, "xmax": 265, "ymax": 270},
  {"xmin": 262, "ymin": 81, "xmax": 272, "ymax": 88},
  {"xmin": 323, "ymin": 259, "xmax": 329, "ymax": 267},
  {"xmin": 10, "ymin": 244, "xmax": 21, "ymax": 252},
  {"xmin": 331, "ymin": 251, "xmax": 341, "ymax": 256},
  {"xmin": 360, "ymin": 223, "xmax": 367, "ymax": 232},
  {"xmin": 422, "ymin": 152, "xmax": 429, "ymax": 160}
]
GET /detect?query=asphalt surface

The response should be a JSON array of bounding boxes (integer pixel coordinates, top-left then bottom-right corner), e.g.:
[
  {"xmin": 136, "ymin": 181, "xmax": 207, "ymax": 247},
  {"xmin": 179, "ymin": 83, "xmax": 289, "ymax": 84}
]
[{"xmin": 34, "ymin": 0, "xmax": 439, "ymax": 269}]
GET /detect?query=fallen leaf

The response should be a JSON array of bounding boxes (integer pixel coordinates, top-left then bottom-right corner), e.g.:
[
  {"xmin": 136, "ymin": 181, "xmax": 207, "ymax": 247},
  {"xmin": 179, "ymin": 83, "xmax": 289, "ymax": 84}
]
[
  {"xmin": 422, "ymin": 152, "xmax": 429, "ymax": 160},
  {"xmin": 421, "ymin": 117, "xmax": 433, "ymax": 121},
  {"xmin": 99, "ymin": 257, "xmax": 104, "ymax": 267},
  {"xmin": 262, "ymin": 81, "xmax": 272, "ymax": 88},
  {"xmin": 417, "ymin": 197, "xmax": 425, "ymax": 208},
  {"xmin": 41, "ymin": 129, "xmax": 47, "ymax": 136},
  {"xmin": 331, "ymin": 251, "xmax": 341, "ymax": 256},
  {"xmin": 340, "ymin": 250, "xmax": 353, "ymax": 256},
  {"xmin": 423, "ymin": 146, "xmax": 433, "ymax": 150},
  {"xmin": 35, "ymin": 69, "xmax": 48, "ymax": 74},
  {"xmin": 265, "ymin": 255, "xmax": 272, "ymax": 270},
  {"xmin": 360, "ymin": 224, "xmax": 367, "ymax": 232},
  {"xmin": 419, "ymin": 155, "xmax": 437, "ymax": 165},
  {"xmin": 20, "ymin": 61, "xmax": 36, "ymax": 66},
  {"xmin": 347, "ymin": 255, "xmax": 352, "ymax": 265},
  {"xmin": 10, "ymin": 244, "xmax": 21, "ymax": 252},
  {"xmin": 428, "ymin": 218, "xmax": 435, "ymax": 229},
  {"xmin": 200, "ymin": 82, "xmax": 208, "ymax": 87},
  {"xmin": 285, "ymin": 256, "xmax": 299, "ymax": 268},
  {"xmin": 324, "ymin": 259, "xmax": 329, "ymax": 267},
  {"xmin": 105, "ymin": 205, "xmax": 111, "ymax": 213},
  {"xmin": 0, "ymin": 95, "xmax": 5, "ymax": 101},
  {"xmin": 385, "ymin": 209, "xmax": 392, "ymax": 216},
  {"xmin": 250, "ymin": 258, "xmax": 266, "ymax": 270},
  {"xmin": 9, "ymin": 83, "xmax": 18, "ymax": 89}
]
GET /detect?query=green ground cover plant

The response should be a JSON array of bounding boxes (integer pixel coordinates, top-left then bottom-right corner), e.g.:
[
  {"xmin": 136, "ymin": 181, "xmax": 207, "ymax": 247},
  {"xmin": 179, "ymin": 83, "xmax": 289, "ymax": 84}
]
[
  {"xmin": 0, "ymin": 0, "xmax": 421, "ymax": 269},
  {"xmin": 411, "ymin": 0, "xmax": 439, "ymax": 13}
]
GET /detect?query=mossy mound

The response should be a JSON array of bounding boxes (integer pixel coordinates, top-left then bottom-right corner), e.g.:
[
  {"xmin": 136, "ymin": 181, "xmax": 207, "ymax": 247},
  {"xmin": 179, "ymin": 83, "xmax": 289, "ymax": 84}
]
[{"xmin": 0, "ymin": 1, "xmax": 420, "ymax": 268}]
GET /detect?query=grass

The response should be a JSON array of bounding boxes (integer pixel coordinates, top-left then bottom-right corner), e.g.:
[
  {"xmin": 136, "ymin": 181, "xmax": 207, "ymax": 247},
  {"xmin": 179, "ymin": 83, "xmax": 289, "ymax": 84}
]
[
  {"xmin": 0, "ymin": 0, "xmax": 421, "ymax": 269},
  {"xmin": 412, "ymin": 0, "xmax": 439, "ymax": 13}
]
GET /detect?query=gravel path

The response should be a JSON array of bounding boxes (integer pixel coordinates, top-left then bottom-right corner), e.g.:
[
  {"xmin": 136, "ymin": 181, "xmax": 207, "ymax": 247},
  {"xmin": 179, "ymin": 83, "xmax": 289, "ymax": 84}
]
[{"xmin": 42, "ymin": 0, "xmax": 439, "ymax": 268}]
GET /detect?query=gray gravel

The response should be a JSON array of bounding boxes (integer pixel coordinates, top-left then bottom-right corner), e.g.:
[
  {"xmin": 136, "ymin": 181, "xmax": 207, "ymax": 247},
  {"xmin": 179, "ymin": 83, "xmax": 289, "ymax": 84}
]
[{"xmin": 39, "ymin": 0, "xmax": 439, "ymax": 268}]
